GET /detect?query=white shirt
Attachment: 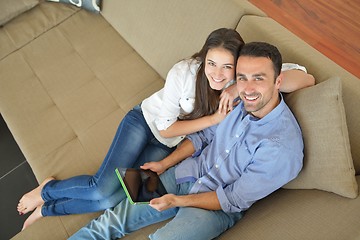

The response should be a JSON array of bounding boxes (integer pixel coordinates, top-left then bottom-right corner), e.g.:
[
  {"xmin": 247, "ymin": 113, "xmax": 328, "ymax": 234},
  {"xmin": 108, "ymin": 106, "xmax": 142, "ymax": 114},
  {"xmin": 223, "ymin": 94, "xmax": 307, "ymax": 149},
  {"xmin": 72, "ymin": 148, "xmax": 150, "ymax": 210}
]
[
  {"xmin": 142, "ymin": 59, "xmax": 199, "ymax": 147},
  {"xmin": 141, "ymin": 60, "xmax": 306, "ymax": 147}
]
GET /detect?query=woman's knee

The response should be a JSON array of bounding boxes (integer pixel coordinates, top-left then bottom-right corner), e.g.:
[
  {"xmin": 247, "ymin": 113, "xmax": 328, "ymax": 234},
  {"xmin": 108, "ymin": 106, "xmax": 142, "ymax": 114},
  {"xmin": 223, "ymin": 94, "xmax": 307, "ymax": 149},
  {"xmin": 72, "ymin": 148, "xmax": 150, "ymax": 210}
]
[{"xmin": 84, "ymin": 181, "xmax": 116, "ymax": 200}]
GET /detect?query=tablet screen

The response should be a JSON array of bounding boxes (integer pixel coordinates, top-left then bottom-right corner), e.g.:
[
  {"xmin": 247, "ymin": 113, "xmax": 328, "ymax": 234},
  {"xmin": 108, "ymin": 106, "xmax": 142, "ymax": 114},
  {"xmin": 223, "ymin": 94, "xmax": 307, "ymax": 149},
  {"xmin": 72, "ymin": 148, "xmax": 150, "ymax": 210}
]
[{"xmin": 115, "ymin": 168, "xmax": 167, "ymax": 205}]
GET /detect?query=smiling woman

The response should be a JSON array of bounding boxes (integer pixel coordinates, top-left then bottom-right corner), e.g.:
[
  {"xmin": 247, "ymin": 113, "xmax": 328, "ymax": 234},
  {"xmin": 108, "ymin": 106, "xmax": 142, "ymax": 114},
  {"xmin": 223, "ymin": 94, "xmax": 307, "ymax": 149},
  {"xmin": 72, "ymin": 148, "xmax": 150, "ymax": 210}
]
[{"xmin": 204, "ymin": 47, "xmax": 235, "ymax": 91}]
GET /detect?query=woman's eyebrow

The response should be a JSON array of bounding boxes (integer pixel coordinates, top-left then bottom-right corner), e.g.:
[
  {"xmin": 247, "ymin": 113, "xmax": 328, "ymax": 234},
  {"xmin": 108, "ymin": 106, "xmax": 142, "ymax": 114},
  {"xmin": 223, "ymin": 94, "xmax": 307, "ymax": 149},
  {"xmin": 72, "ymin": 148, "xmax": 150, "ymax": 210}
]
[{"xmin": 207, "ymin": 59, "xmax": 234, "ymax": 66}]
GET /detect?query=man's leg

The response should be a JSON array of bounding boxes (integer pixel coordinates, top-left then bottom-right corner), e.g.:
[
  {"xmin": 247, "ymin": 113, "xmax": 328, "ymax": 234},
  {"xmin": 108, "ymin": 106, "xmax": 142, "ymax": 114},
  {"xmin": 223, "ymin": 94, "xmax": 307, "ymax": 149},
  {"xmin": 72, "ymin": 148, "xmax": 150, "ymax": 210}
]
[
  {"xmin": 69, "ymin": 196, "xmax": 178, "ymax": 240},
  {"xmin": 149, "ymin": 207, "xmax": 243, "ymax": 240}
]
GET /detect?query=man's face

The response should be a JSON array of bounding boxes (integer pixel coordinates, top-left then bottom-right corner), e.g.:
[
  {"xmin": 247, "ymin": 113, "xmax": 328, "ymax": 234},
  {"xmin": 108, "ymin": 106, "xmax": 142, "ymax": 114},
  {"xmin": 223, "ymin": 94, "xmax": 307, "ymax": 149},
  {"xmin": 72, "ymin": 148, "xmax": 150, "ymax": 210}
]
[{"xmin": 236, "ymin": 56, "xmax": 282, "ymax": 118}]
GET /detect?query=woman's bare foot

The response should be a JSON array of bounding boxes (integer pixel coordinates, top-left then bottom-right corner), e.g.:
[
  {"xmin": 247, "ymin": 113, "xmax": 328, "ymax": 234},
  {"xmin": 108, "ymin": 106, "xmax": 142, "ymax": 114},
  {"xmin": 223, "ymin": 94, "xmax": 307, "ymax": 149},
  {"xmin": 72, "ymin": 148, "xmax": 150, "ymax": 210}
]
[
  {"xmin": 22, "ymin": 205, "xmax": 43, "ymax": 230},
  {"xmin": 17, "ymin": 177, "xmax": 55, "ymax": 215}
]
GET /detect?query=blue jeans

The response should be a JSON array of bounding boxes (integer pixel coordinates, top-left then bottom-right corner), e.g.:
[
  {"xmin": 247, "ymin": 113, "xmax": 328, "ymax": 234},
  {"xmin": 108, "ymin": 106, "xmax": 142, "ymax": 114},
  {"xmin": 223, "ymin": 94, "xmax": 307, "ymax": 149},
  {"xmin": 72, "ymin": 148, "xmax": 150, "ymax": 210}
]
[
  {"xmin": 41, "ymin": 105, "xmax": 175, "ymax": 216},
  {"xmin": 69, "ymin": 167, "xmax": 243, "ymax": 240}
]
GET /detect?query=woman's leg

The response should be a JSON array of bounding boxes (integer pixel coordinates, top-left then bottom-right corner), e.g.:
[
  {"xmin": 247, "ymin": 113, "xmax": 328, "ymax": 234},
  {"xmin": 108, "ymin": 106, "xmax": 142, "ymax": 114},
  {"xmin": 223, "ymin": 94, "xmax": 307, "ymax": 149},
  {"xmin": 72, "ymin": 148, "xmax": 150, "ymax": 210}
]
[
  {"xmin": 19, "ymin": 106, "xmax": 173, "ymax": 216},
  {"xmin": 41, "ymin": 146, "xmax": 176, "ymax": 216},
  {"xmin": 42, "ymin": 106, "xmax": 152, "ymax": 202},
  {"xmin": 133, "ymin": 139, "xmax": 176, "ymax": 168},
  {"xmin": 42, "ymin": 187, "xmax": 127, "ymax": 216},
  {"xmin": 22, "ymin": 189, "xmax": 128, "ymax": 230}
]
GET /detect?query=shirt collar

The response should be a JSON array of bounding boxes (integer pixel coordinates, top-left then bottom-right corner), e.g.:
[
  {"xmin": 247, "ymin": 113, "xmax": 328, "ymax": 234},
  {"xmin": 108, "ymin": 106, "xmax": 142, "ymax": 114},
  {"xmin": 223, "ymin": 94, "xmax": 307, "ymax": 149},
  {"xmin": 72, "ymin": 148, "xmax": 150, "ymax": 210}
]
[{"xmin": 240, "ymin": 93, "xmax": 285, "ymax": 125}]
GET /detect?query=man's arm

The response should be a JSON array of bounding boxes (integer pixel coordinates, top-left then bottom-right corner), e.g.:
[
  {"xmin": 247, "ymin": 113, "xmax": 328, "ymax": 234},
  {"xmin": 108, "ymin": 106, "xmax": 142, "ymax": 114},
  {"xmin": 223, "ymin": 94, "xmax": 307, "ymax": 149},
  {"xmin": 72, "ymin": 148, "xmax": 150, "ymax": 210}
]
[
  {"xmin": 141, "ymin": 139, "xmax": 195, "ymax": 174},
  {"xmin": 150, "ymin": 191, "xmax": 221, "ymax": 212}
]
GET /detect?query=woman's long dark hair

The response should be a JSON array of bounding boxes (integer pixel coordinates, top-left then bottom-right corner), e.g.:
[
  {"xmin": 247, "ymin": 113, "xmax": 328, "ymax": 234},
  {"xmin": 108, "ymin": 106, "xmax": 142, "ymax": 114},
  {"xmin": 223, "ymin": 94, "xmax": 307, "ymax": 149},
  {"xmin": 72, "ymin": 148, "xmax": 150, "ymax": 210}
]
[{"xmin": 184, "ymin": 28, "xmax": 244, "ymax": 120}]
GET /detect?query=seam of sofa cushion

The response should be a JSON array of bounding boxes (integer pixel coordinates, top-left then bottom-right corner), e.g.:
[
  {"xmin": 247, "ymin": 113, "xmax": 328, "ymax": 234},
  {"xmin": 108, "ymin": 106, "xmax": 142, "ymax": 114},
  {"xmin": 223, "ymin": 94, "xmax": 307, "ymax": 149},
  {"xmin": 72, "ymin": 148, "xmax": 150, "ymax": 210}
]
[{"xmin": 0, "ymin": 3, "xmax": 80, "ymax": 62}]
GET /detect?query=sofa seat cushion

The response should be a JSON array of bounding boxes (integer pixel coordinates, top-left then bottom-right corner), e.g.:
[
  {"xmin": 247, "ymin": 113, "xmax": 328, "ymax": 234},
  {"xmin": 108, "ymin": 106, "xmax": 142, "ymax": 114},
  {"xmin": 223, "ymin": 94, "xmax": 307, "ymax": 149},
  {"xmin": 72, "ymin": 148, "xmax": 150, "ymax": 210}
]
[
  {"xmin": 219, "ymin": 176, "xmax": 360, "ymax": 240},
  {"xmin": 0, "ymin": 0, "xmax": 39, "ymax": 26},
  {"xmin": 0, "ymin": 7, "xmax": 165, "ymax": 178},
  {"xmin": 0, "ymin": 7, "xmax": 165, "ymax": 238},
  {"xmin": 0, "ymin": 2, "xmax": 79, "ymax": 61}
]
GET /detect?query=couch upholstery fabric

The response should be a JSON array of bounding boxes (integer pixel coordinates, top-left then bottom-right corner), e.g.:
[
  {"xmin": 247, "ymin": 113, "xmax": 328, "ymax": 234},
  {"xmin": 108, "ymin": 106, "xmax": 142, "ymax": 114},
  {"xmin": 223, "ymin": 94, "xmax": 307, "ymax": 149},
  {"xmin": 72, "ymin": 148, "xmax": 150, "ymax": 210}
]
[
  {"xmin": 1, "ymin": 1, "xmax": 360, "ymax": 239},
  {"xmin": 0, "ymin": 0, "xmax": 39, "ymax": 26}
]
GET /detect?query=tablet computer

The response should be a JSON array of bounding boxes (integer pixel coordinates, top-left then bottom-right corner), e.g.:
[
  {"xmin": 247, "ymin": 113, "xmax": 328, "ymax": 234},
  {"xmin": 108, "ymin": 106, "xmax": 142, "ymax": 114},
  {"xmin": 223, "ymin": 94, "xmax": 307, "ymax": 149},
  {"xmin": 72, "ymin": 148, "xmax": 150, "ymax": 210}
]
[{"xmin": 115, "ymin": 168, "xmax": 167, "ymax": 205}]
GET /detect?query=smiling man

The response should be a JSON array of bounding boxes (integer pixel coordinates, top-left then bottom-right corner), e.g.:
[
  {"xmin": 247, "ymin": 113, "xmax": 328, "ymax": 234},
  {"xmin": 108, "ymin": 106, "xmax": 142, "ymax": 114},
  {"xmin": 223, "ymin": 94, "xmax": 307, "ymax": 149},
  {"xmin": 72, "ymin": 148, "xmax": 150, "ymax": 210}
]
[
  {"xmin": 69, "ymin": 42, "xmax": 304, "ymax": 240},
  {"xmin": 236, "ymin": 42, "xmax": 283, "ymax": 119}
]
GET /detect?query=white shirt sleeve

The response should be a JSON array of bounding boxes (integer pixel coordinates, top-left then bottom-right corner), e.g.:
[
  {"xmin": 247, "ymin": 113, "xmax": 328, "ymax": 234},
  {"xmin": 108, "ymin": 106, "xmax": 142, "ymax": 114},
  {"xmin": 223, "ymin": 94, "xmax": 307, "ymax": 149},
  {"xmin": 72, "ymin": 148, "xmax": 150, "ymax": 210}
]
[
  {"xmin": 154, "ymin": 62, "xmax": 187, "ymax": 131},
  {"xmin": 281, "ymin": 63, "xmax": 307, "ymax": 73}
]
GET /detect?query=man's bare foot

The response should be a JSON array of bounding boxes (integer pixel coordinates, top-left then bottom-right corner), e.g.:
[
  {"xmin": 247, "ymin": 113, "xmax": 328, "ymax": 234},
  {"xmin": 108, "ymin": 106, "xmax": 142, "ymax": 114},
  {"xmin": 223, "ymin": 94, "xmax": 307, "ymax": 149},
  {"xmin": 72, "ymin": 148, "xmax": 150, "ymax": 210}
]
[
  {"xmin": 17, "ymin": 177, "xmax": 54, "ymax": 215},
  {"xmin": 22, "ymin": 205, "xmax": 43, "ymax": 230}
]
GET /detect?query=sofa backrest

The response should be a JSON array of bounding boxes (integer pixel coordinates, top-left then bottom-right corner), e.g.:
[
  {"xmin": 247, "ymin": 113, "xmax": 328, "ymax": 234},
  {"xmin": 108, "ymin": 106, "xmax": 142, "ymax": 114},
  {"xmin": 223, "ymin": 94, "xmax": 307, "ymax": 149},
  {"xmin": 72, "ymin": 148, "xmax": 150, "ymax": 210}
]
[
  {"xmin": 100, "ymin": 0, "xmax": 265, "ymax": 79},
  {"xmin": 237, "ymin": 15, "xmax": 360, "ymax": 174}
]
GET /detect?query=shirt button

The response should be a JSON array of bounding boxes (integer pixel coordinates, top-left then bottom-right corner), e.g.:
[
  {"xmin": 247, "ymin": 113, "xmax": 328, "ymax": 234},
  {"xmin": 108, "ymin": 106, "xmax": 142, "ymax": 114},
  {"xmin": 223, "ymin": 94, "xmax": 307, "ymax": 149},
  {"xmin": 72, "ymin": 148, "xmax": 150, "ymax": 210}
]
[
  {"xmin": 235, "ymin": 134, "xmax": 239, "ymax": 138},
  {"xmin": 215, "ymin": 164, "xmax": 219, "ymax": 169},
  {"xmin": 225, "ymin": 150, "xmax": 229, "ymax": 153},
  {"xmin": 198, "ymin": 180, "xmax": 202, "ymax": 184}
]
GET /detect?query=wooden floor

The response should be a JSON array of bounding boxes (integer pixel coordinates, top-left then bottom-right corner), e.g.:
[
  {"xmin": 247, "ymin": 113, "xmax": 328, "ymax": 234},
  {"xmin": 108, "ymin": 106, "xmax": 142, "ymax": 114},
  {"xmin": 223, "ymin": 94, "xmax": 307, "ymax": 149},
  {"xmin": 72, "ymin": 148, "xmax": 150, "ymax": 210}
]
[{"xmin": 249, "ymin": 0, "xmax": 360, "ymax": 79}]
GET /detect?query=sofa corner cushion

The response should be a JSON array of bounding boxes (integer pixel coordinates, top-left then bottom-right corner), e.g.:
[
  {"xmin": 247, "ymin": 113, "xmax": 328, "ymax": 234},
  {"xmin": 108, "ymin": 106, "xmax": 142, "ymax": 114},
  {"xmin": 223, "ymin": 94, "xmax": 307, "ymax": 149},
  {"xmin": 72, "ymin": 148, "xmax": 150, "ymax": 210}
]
[
  {"xmin": 283, "ymin": 76, "xmax": 358, "ymax": 199},
  {"xmin": 46, "ymin": 0, "xmax": 101, "ymax": 13},
  {"xmin": 0, "ymin": 0, "xmax": 39, "ymax": 26}
]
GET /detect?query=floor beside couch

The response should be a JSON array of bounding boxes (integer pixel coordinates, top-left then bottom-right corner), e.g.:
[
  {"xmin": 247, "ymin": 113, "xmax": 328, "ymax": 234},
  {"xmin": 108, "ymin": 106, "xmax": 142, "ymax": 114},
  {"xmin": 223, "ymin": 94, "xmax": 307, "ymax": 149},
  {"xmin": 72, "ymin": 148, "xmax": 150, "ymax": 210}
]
[{"xmin": 0, "ymin": 114, "xmax": 38, "ymax": 240}]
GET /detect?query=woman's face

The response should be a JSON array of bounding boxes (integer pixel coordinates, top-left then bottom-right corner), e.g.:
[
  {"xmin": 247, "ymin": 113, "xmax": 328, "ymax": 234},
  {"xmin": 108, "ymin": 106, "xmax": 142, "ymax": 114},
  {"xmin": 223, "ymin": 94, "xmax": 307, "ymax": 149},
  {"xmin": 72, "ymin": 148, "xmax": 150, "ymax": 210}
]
[{"xmin": 204, "ymin": 47, "xmax": 235, "ymax": 90}]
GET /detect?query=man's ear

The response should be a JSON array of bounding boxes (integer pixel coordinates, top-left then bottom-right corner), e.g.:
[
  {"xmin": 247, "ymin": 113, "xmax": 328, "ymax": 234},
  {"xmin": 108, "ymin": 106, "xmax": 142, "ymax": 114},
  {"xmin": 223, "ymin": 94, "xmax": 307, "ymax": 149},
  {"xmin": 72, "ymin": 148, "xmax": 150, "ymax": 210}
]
[{"xmin": 275, "ymin": 73, "xmax": 283, "ymax": 89}]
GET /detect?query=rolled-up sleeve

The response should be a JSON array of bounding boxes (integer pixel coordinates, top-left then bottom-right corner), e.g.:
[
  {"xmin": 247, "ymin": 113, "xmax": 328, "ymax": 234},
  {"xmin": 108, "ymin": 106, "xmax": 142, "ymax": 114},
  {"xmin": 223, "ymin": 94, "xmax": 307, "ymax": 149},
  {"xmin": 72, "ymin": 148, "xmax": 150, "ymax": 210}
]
[
  {"xmin": 216, "ymin": 140, "xmax": 303, "ymax": 213},
  {"xmin": 186, "ymin": 125, "xmax": 217, "ymax": 157}
]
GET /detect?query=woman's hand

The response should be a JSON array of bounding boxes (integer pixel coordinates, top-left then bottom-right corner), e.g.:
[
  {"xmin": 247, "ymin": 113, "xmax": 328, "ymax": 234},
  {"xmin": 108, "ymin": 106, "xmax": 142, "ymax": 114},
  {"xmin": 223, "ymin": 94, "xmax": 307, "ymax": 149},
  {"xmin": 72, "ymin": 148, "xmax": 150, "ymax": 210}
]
[
  {"xmin": 141, "ymin": 161, "xmax": 166, "ymax": 175},
  {"xmin": 218, "ymin": 84, "xmax": 240, "ymax": 114},
  {"xmin": 209, "ymin": 110, "xmax": 228, "ymax": 125}
]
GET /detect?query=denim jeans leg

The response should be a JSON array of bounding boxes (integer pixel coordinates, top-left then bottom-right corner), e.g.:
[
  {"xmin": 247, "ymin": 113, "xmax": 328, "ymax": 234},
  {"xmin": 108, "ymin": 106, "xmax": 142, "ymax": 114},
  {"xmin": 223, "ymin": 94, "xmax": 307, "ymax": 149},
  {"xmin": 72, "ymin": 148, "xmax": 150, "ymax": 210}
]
[
  {"xmin": 69, "ymin": 198, "xmax": 178, "ymax": 240},
  {"xmin": 149, "ymin": 207, "xmax": 243, "ymax": 240},
  {"xmin": 42, "ymin": 105, "xmax": 174, "ymax": 215},
  {"xmin": 133, "ymin": 141, "xmax": 175, "ymax": 168},
  {"xmin": 43, "ymin": 189, "xmax": 127, "ymax": 216}
]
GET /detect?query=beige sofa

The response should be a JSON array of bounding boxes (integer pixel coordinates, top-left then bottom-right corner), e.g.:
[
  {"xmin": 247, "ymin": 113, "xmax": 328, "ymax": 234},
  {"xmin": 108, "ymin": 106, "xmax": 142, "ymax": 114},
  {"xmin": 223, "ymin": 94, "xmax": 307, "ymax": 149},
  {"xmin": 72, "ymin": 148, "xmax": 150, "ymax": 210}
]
[{"xmin": 1, "ymin": 0, "xmax": 360, "ymax": 239}]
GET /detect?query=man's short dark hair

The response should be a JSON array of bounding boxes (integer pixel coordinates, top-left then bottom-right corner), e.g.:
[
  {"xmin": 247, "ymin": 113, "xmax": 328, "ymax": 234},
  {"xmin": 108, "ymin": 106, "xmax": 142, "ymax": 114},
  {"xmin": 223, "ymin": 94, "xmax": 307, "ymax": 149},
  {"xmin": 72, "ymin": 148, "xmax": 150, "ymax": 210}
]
[{"xmin": 239, "ymin": 42, "xmax": 282, "ymax": 78}]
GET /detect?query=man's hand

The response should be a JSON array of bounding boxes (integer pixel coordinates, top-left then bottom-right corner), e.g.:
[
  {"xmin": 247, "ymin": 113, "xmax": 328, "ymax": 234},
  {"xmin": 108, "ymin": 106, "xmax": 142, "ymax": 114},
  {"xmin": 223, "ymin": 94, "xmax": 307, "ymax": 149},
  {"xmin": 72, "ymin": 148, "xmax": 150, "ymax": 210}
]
[
  {"xmin": 150, "ymin": 191, "xmax": 221, "ymax": 212},
  {"xmin": 149, "ymin": 194, "xmax": 177, "ymax": 211},
  {"xmin": 140, "ymin": 161, "xmax": 166, "ymax": 175}
]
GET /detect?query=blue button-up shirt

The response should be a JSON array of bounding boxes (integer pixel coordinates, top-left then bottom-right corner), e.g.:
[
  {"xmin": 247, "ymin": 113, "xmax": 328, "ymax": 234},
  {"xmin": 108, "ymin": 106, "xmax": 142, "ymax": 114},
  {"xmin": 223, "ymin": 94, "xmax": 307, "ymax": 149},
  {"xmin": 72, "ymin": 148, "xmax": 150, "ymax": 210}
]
[{"xmin": 175, "ymin": 95, "xmax": 303, "ymax": 213}]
